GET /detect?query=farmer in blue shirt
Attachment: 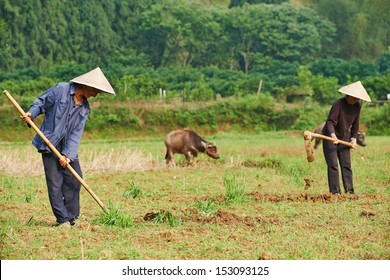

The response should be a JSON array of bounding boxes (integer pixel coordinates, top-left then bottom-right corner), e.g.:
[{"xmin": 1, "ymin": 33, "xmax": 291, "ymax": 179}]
[{"xmin": 21, "ymin": 68, "xmax": 115, "ymax": 228}]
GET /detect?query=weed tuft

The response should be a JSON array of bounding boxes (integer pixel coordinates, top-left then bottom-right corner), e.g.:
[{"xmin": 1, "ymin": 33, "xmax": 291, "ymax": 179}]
[
  {"xmin": 224, "ymin": 174, "xmax": 250, "ymax": 204},
  {"xmin": 144, "ymin": 209, "xmax": 180, "ymax": 227},
  {"xmin": 94, "ymin": 202, "xmax": 133, "ymax": 228},
  {"xmin": 123, "ymin": 181, "xmax": 143, "ymax": 198},
  {"xmin": 194, "ymin": 198, "xmax": 217, "ymax": 217}
]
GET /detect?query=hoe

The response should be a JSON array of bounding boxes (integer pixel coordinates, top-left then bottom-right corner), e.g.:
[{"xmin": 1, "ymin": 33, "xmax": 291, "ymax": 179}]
[{"xmin": 303, "ymin": 130, "xmax": 354, "ymax": 163}]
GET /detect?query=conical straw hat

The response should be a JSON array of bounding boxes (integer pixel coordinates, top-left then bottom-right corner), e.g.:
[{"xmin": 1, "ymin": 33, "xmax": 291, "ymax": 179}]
[
  {"xmin": 71, "ymin": 67, "xmax": 115, "ymax": 94},
  {"xmin": 338, "ymin": 81, "xmax": 371, "ymax": 102}
]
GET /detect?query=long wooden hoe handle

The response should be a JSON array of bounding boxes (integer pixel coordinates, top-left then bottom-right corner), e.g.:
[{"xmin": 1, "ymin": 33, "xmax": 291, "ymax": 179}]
[
  {"xmin": 3, "ymin": 90, "xmax": 109, "ymax": 214},
  {"xmin": 307, "ymin": 131, "xmax": 354, "ymax": 148}
]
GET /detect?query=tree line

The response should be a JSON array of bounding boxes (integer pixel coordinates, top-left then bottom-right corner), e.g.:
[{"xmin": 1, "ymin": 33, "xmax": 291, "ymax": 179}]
[
  {"xmin": 2, "ymin": 0, "xmax": 389, "ymax": 69},
  {"xmin": 0, "ymin": 0, "xmax": 389, "ymax": 102}
]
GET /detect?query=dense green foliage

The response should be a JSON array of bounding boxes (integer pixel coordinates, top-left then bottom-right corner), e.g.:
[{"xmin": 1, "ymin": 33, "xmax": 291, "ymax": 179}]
[
  {"xmin": 302, "ymin": 0, "xmax": 390, "ymax": 60},
  {"xmin": 1, "ymin": 0, "xmax": 388, "ymax": 72},
  {"xmin": 1, "ymin": 0, "xmax": 389, "ymax": 136},
  {"xmin": 1, "ymin": 0, "xmax": 336, "ymax": 71}
]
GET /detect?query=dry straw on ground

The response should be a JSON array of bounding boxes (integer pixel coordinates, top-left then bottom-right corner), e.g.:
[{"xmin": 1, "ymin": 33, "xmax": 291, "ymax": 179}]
[
  {"xmin": 1, "ymin": 145, "xmax": 270, "ymax": 176},
  {"xmin": 0, "ymin": 145, "xmax": 160, "ymax": 176}
]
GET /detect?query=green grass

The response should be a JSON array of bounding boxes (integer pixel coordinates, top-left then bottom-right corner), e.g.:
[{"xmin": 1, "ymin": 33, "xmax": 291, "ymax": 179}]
[
  {"xmin": 224, "ymin": 173, "xmax": 250, "ymax": 204},
  {"xmin": 93, "ymin": 202, "xmax": 134, "ymax": 228},
  {"xmin": 1, "ymin": 132, "xmax": 389, "ymax": 260},
  {"xmin": 149, "ymin": 209, "xmax": 181, "ymax": 227},
  {"xmin": 194, "ymin": 198, "xmax": 218, "ymax": 217},
  {"xmin": 123, "ymin": 181, "xmax": 144, "ymax": 199}
]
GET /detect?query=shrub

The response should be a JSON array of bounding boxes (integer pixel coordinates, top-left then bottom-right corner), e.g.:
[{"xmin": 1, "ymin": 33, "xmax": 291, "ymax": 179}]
[
  {"xmin": 310, "ymin": 75, "xmax": 340, "ymax": 104},
  {"xmin": 363, "ymin": 73, "xmax": 390, "ymax": 101},
  {"xmin": 362, "ymin": 104, "xmax": 390, "ymax": 135}
]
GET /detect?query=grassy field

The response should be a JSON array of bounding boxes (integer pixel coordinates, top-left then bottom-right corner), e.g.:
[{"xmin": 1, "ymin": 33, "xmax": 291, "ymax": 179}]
[{"xmin": 0, "ymin": 131, "xmax": 389, "ymax": 260}]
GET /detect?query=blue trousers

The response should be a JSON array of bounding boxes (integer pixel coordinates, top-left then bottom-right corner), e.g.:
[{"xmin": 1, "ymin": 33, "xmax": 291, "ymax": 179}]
[
  {"xmin": 322, "ymin": 140, "xmax": 354, "ymax": 194},
  {"xmin": 42, "ymin": 152, "xmax": 82, "ymax": 223}
]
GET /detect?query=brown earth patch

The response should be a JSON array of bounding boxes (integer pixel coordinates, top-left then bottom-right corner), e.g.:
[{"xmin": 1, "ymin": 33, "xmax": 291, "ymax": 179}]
[
  {"xmin": 201, "ymin": 192, "xmax": 382, "ymax": 205},
  {"xmin": 182, "ymin": 209, "xmax": 281, "ymax": 227},
  {"xmin": 249, "ymin": 192, "xmax": 383, "ymax": 203},
  {"xmin": 208, "ymin": 210, "xmax": 247, "ymax": 226},
  {"xmin": 141, "ymin": 208, "xmax": 281, "ymax": 228},
  {"xmin": 141, "ymin": 193, "xmax": 382, "ymax": 227}
]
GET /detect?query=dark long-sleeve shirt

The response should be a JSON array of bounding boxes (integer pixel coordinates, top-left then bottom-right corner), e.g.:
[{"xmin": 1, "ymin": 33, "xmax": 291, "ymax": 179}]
[{"xmin": 323, "ymin": 97, "xmax": 361, "ymax": 141}]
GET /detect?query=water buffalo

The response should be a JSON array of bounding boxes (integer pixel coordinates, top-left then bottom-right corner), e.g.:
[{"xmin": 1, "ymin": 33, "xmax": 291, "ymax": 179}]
[
  {"xmin": 164, "ymin": 129, "xmax": 220, "ymax": 165},
  {"xmin": 313, "ymin": 122, "xmax": 366, "ymax": 150}
]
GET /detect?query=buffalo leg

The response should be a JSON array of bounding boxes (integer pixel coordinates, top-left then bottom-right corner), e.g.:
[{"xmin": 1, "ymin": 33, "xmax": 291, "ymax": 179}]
[
  {"xmin": 184, "ymin": 152, "xmax": 192, "ymax": 165},
  {"xmin": 165, "ymin": 149, "xmax": 175, "ymax": 166},
  {"xmin": 314, "ymin": 138, "xmax": 321, "ymax": 150}
]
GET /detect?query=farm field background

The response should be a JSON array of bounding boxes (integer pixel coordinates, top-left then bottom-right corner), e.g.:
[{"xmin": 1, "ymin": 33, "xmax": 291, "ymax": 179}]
[{"xmin": 1, "ymin": 131, "xmax": 389, "ymax": 260}]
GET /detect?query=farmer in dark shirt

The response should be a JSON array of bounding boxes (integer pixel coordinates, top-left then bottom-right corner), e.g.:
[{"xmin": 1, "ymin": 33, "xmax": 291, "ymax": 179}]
[
  {"xmin": 21, "ymin": 68, "xmax": 115, "ymax": 228},
  {"xmin": 322, "ymin": 81, "xmax": 371, "ymax": 194}
]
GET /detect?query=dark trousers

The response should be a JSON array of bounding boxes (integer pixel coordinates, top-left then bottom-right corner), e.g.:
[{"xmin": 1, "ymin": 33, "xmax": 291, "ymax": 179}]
[
  {"xmin": 42, "ymin": 152, "xmax": 82, "ymax": 223},
  {"xmin": 322, "ymin": 140, "xmax": 354, "ymax": 194}
]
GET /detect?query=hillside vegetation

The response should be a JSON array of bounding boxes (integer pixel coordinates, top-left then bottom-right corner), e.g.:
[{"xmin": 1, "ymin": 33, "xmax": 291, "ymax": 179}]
[{"xmin": 1, "ymin": 0, "xmax": 389, "ymax": 138}]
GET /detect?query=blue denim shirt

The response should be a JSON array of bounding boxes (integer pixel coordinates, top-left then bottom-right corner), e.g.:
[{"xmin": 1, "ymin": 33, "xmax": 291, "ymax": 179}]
[{"xmin": 28, "ymin": 82, "xmax": 90, "ymax": 161}]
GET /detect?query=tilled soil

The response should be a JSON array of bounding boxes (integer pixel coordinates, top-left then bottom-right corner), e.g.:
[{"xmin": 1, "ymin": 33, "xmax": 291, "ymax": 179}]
[{"xmin": 141, "ymin": 192, "xmax": 382, "ymax": 228}]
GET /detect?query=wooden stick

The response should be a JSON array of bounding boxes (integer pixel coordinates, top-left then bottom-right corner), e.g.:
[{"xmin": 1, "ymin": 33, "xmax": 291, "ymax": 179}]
[
  {"xmin": 3, "ymin": 90, "xmax": 109, "ymax": 213},
  {"xmin": 307, "ymin": 131, "xmax": 353, "ymax": 148}
]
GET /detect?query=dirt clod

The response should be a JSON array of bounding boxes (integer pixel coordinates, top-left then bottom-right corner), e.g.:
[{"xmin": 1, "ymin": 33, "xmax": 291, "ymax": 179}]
[
  {"xmin": 361, "ymin": 209, "xmax": 375, "ymax": 218},
  {"xmin": 304, "ymin": 178, "xmax": 312, "ymax": 190},
  {"xmin": 259, "ymin": 252, "xmax": 272, "ymax": 260},
  {"xmin": 144, "ymin": 212, "xmax": 158, "ymax": 221}
]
